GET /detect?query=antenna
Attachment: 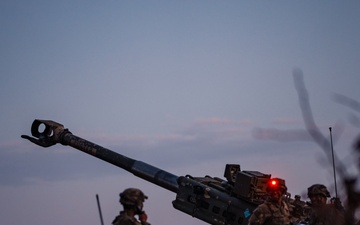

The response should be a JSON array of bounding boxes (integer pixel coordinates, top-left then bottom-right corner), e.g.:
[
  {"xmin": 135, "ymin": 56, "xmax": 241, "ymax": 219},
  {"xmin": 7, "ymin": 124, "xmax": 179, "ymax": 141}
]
[
  {"xmin": 96, "ymin": 194, "xmax": 105, "ymax": 225},
  {"xmin": 329, "ymin": 127, "xmax": 338, "ymax": 198}
]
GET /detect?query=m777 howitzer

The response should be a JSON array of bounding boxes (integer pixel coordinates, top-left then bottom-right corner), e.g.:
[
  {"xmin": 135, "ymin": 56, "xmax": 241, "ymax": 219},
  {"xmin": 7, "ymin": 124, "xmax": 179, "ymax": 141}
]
[{"xmin": 22, "ymin": 119, "xmax": 308, "ymax": 225}]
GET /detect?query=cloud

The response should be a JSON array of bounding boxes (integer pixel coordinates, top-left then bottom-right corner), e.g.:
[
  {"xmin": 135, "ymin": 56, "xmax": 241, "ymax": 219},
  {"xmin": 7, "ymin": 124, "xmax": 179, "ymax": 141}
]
[
  {"xmin": 193, "ymin": 117, "xmax": 253, "ymax": 126},
  {"xmin": 252, "ymin": 127, "xmax": 312, "ymax": 142},
  {"xmin": 272, "ymin": 117, "xmax": 302, "ymax": 125}
]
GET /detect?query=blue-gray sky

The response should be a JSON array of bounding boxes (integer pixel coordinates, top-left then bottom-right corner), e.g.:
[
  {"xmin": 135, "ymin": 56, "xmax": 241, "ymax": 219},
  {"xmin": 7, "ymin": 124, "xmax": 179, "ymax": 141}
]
[{"xmin": 1, "ymin": 1, "xmax": 360, "ymax": 225}]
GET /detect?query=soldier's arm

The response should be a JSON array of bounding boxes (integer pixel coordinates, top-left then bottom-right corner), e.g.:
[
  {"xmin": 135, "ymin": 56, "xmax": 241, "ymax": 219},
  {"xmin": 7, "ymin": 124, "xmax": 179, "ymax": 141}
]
[{"xmin": 248, "ymin": 204, "xmax": 269, "ymax": 225}]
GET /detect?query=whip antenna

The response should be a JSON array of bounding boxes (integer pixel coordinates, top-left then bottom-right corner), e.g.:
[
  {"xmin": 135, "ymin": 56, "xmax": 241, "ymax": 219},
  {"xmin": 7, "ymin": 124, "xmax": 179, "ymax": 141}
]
[
  {"xmin": 329, "ymin": 127, "xmax": 338, "ymax": 198},
  {"xmin": 96, "ymin": 194, "xmax": 104, "ymax": 225}
]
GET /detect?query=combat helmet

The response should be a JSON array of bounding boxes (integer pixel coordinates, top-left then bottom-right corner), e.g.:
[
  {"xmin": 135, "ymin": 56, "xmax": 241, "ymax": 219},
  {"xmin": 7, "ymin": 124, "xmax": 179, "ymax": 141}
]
[
  {"xmin": 120, "ymin": 188, "xmax": 148, "ymax": 206},
  {"xmin": 266, "ymin": 178, "xmax": 287, "ymax": 193},
  {"xmin": 307, "ymin": 184, "xmax": 330, "ymax": 198}
]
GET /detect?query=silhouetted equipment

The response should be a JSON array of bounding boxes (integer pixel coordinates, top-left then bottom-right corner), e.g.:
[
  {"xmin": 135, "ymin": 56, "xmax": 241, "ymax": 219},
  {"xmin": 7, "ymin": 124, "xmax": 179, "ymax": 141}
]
[{"xmin": 22, "ymin": 119, "xmax": 307, "ymax": 225}]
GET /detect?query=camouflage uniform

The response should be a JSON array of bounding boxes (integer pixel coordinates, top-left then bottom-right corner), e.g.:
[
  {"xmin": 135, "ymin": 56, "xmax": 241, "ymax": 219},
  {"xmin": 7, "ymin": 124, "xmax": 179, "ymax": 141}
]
[
  {"xmin": 288, "ymin": 195, "xmax": 311, "ymax": 224},
  {"xmin": 112, "ymin": 188, "xmax": 151, "ymax": 225},
  {"xmin": 112, "ymin": 211, "xmax": 145, "ymax": 225},
  {"xmin": 307, "ymin": 184, "xmax": 345, "ymax": 225},
  {"xmin": 248, "ymin": 178, "xmax": 291, "ymax": 225},
  {"xmin": 248, "ymin": 199, "xmax": 291, "ymax": 225},
  {"xmin": 308, "ymin": 204, "xmax": 344, "ymax": 225}
]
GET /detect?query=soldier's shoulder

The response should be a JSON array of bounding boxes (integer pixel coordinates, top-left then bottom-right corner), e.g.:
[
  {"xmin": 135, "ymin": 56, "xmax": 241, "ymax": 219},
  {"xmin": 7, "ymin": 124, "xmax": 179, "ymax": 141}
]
[
  {"xmin": 112, "ymin": 213, "xmax": 139, "ymax": 225},
  {"xmin": 249, "ymin": 203, "xmax": 272, "ymax": 225},
  {"xmin": 253, "ymin": 202, "xmax": 271, "ymax": 214}
]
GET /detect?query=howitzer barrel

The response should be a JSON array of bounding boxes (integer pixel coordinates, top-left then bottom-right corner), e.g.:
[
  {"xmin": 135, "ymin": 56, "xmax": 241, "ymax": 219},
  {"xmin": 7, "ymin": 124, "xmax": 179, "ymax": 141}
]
[{"xmin": 21, "ymin": 119, "xmax": 179, "ymax": 193}]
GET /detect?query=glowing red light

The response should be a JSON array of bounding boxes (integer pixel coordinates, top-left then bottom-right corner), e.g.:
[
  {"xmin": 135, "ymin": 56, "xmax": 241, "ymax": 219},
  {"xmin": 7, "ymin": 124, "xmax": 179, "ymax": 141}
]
[{"xmin": 271, "ymin": 180, "xmax": 277, "ymax": 186}]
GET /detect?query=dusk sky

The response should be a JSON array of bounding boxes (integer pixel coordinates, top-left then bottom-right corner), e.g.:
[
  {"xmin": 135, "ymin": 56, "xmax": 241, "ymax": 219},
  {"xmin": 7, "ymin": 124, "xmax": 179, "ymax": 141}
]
[{"xmin": 1, "ymin": 1, "xmax": 360, "ymax": 225}]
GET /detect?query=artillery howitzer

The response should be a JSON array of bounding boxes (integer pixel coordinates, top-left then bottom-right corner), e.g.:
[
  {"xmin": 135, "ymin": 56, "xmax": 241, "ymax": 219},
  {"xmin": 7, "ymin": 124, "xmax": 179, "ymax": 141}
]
[{"xmin": 22, "ymin": 119, "xmax": 307, "ymax": 225}]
